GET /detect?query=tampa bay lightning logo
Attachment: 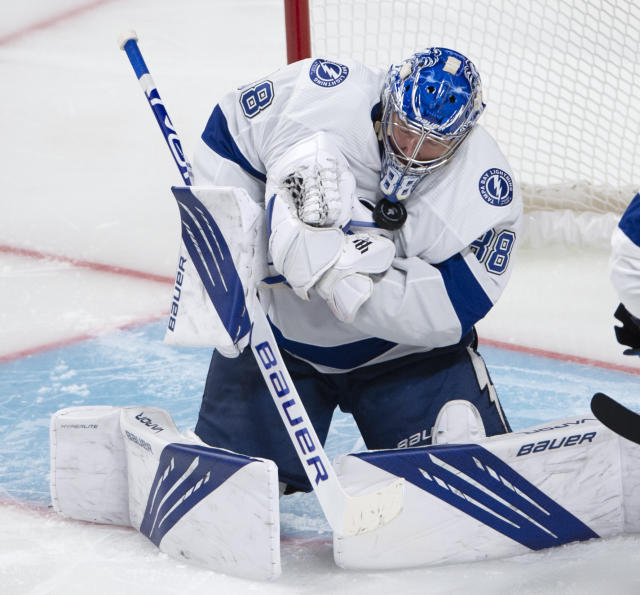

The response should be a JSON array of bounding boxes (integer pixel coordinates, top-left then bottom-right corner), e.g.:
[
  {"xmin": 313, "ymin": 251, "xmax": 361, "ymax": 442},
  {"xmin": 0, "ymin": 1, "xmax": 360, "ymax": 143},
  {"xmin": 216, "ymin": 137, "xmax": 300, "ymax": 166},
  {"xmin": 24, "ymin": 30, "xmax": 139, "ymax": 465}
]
[
  {"xmin": 478, "ymin": 168, "xmax": 514, "ymax": 207},
  {"xmin": 309, "ymin": 59, "xmax": 349, "ymax": 87}
]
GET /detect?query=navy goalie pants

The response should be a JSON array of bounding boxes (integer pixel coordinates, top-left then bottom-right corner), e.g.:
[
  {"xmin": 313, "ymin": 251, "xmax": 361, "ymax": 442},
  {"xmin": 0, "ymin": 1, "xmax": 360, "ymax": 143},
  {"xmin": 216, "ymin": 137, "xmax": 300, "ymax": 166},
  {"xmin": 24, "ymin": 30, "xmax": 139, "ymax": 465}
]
[{"xmin": 195, "ymin": 330, "xmax": 511, "ymax": 493}]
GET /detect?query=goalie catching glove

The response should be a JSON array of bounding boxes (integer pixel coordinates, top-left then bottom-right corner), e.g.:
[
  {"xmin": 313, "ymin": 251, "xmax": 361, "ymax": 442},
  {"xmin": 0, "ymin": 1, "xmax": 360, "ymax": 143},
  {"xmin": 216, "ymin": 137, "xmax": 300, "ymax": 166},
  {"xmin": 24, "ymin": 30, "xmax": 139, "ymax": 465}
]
[
  {"xmin": 267, "ymin": 131, "xmax": 355, "ymax": 228},
  {"xmin": 266, "ymin": 132, "xmax": 358, "ymax": 300}
]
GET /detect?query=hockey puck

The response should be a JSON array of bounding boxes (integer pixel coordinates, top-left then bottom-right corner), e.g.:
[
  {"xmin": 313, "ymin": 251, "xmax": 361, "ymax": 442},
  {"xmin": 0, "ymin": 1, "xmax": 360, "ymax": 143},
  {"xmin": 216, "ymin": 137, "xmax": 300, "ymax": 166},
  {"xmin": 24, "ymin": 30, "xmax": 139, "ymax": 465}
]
[{"xmin": 373, "ymin": 198, "xmax": 407, "ymax": 230}]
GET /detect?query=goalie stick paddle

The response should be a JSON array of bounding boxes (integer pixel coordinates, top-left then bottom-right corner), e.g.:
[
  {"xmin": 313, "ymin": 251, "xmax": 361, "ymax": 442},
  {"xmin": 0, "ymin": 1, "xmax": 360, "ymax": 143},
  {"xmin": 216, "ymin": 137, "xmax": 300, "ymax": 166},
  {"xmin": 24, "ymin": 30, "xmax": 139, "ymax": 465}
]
[
  {"xmin": 119, "ymin": 31, "xmax": 404, "ymax": 536},
  {"xmin": 590, "ymin": 392, "xmax": 640, "ymax": 445}
]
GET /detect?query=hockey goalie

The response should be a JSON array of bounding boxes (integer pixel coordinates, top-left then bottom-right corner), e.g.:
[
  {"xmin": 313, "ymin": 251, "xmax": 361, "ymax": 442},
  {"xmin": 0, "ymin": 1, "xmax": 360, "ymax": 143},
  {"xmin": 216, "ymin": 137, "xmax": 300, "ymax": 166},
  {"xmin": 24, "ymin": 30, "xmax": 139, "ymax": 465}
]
[
  {"xmin": 49, "ymin": 38, "xmax": 640, "ymax": 580},
  {"xmin": 49, "ymin": 180, "xmax": 640, "ymax": 578}
]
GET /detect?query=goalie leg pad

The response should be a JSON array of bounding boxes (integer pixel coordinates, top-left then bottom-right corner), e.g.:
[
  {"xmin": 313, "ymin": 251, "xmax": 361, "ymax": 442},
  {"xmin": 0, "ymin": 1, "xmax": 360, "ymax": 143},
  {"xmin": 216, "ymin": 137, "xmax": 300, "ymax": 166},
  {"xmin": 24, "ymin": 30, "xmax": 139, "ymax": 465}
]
[
  {"xmin": 120, "ymin": 407, "xmax": 281, "ymax": 580},
  {"xmin": 50, "ymin": 405, "xmax": 281, "ymax": 580},
  {"xmin": 620, "ymin": 434, "xmax": 640, "ymax": 532},
  {"xmin": 333, "ymin": 416, "xmax": 638, "ymax": 570},
  {"xmin": 50, "ymin": 406, "xmax": 130, "ymax": 525}
]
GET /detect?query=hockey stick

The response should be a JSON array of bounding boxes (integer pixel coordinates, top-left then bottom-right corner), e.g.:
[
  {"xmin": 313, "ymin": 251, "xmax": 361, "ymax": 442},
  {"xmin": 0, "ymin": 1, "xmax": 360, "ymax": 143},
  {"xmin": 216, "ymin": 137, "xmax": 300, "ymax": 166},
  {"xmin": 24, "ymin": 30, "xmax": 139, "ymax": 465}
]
[
  {"xmin": 118, "ymin": 31, "xmax": 192, "ymax": 186},
  {"xmin": 119, "ymin": 31, "xmax": 404, "ymax": 537},
  {"xmin": 590, "ymin": 392, "xmax": 640, "ymax": 445}
]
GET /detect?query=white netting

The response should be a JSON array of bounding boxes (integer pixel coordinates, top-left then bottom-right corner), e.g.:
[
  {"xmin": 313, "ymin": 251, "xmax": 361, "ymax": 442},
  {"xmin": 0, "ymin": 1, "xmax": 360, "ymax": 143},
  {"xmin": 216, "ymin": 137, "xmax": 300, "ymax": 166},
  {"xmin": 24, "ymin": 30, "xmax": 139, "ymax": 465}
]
[{"xmin": 305, "ymin": 0, "xmax": 640, "ymax": 242}]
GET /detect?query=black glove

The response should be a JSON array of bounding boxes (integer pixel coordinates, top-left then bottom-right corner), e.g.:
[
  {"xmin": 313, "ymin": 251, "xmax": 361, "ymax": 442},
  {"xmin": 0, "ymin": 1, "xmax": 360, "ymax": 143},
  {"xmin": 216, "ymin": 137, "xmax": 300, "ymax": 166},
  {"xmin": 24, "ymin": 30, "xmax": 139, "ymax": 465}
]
[{"xmin": 614, "ymin": 303, "xmax": 640, "ymax": 356}]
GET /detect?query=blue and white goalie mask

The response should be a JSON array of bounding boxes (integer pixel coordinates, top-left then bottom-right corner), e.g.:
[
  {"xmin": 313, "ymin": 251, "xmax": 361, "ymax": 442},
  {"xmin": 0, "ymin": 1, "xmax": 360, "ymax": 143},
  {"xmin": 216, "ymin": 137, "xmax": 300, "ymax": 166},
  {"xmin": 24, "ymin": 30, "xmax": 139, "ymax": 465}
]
[{"xmin": 379, "ymin": 48, "xmax": 486, "ymax": 201}]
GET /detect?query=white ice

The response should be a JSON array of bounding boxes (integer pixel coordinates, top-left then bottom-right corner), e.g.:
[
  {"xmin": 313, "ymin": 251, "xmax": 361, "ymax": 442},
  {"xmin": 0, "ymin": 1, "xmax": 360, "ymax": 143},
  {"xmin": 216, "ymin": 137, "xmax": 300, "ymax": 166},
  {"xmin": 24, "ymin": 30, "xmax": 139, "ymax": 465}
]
[{"xmin": 1, "ymin": 1, "xmax": 640, "ymax": 593}]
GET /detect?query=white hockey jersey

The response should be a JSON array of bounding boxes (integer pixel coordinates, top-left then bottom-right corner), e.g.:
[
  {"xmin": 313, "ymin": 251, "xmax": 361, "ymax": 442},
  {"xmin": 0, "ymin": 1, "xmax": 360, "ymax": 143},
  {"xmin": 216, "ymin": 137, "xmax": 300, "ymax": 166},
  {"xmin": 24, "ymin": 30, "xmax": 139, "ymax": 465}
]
[
  {"xmin": 610, "ymin": 192, "xmax": 640, "ymax": 317},
  {"xmin": 192, "ymin": 58, "xmax": 523, "ymax": 372}
]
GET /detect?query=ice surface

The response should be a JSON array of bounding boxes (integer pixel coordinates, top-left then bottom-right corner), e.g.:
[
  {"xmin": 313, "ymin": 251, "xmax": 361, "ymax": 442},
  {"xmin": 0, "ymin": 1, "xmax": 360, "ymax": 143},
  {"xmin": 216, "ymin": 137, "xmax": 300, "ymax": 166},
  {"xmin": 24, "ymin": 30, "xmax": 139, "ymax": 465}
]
[{"xmin": 1, "ymin": 1, "xmax": 640, "ymax": 593}]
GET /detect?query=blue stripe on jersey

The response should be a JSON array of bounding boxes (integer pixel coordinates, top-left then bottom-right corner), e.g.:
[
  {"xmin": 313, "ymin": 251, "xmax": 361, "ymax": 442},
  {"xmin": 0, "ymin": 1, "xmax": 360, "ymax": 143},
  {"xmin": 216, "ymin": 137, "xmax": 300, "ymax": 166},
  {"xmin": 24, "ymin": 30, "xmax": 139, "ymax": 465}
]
[
  {"xmin": 269, "ymin": 320, "xmax": 397, "ymax": 370},
  {"xmin": 434, "ymin": 253, "xmax": 493, "ymax": 337},
  {"xmin": 619, "ymin": 193, "xmax": 640, "ymax": 246},
  {"xmin": 201, "ymin": 105, "xmax": 267, "ymax": 183}
]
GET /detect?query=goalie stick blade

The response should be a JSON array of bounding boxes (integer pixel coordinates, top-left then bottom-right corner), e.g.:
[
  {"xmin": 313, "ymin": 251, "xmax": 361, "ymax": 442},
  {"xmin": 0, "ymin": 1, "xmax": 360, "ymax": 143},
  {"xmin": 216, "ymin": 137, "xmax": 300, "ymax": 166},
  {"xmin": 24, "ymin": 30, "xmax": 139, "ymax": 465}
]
[
  {"xmin": 591, "ymin": 392, "xmax": 640, "ymax": 445},
  {"xmin": 339, "ymin": 477, "xmax": 405, "ymax": 537}
]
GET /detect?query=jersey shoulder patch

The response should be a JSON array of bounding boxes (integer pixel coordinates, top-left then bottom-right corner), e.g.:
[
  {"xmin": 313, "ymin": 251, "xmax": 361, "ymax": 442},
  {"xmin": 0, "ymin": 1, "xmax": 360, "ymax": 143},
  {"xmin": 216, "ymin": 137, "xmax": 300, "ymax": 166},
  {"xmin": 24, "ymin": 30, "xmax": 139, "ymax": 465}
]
[
  {"xmin": 309, "ymin": 59, "xmax": 349, "ymax": 87},
  {"xmin": 478, "ymin": 168, "xmax": 514, "ymax": 207}
]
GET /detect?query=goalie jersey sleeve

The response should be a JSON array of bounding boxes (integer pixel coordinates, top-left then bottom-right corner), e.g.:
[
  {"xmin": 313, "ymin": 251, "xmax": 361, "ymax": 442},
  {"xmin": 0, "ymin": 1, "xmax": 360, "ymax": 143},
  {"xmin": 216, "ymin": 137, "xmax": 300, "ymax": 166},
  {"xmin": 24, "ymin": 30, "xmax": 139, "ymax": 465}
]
[
  {"xmin": 610, "ymin": 192, "xmax": 640, "ymax": 318},
  {"xmin": 191, "ymin": 58, "xmax": 522, "ymax": 372}
]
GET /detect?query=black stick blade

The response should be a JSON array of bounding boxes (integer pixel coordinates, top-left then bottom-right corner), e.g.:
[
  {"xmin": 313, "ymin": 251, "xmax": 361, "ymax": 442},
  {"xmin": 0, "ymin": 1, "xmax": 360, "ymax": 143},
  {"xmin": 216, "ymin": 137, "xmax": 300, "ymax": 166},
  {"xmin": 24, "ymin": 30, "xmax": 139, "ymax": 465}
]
[{"xmin": 590, "ymin": 392, "xmax": 640, "ymax": 445}]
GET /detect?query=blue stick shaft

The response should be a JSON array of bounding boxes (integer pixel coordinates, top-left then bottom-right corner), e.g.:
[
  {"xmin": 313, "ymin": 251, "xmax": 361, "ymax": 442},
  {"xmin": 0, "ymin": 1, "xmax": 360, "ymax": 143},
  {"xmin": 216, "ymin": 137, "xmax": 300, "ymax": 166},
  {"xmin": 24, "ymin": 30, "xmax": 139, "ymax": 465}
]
[{"xmin": 121, "ymin": 35, "xmax": 193, "ymax": 185}]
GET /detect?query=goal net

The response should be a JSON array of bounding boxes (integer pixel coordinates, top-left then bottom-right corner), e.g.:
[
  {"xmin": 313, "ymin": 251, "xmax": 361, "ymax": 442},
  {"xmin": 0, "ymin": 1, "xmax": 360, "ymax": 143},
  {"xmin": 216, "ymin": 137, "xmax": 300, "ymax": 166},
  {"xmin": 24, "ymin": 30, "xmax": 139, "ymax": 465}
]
[{"xmin": 285, "ymin": 0, "xmax": 640, "ymax": 246}]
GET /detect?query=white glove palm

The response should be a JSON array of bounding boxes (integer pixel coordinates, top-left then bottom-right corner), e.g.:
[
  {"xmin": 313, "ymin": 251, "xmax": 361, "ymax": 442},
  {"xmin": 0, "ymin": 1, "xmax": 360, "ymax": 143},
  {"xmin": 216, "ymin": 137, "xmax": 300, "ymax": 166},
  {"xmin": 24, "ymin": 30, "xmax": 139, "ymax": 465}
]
[{"xmin": 316, "ymin": 233, "xmax": 396, "ymax": 323}]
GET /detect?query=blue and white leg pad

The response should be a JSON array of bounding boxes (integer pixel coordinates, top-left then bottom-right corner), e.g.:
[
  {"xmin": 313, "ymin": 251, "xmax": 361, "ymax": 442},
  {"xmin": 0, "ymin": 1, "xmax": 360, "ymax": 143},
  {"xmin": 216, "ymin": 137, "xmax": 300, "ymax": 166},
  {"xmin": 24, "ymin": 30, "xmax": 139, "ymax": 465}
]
[
  {"xmin": 333, "ymin": 415, "xmax": 640, "ymax": 570},
  {"xmin": 50, "ymin": 406, "xmax": 280, "ymax": 580}
]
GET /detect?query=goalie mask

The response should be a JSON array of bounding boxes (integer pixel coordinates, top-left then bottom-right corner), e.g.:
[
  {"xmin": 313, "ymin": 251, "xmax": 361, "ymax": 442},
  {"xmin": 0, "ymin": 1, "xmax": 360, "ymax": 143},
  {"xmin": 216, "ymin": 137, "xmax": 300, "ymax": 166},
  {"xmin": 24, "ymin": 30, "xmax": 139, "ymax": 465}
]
[{"xmin": 379, "ymin": 47, "xmax": 486, "ymax": 202}]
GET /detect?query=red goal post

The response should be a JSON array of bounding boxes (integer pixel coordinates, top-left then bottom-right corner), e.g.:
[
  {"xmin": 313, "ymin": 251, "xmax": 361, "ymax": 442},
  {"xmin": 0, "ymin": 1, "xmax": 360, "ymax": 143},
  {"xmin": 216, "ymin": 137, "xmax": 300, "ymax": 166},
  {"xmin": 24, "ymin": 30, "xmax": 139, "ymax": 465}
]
[
  {"xmin": 283, "ymin": 0, "xmax": 640, "ymax": 246},
  {"xmin": 284, "ymin": 0, "xmax": 311, "ymax": 64}
]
